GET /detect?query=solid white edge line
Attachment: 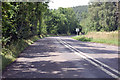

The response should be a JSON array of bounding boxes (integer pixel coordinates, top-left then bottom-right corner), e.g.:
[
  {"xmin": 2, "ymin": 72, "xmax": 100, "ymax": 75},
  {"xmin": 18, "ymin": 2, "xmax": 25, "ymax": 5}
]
[
  {"xmin": 58, "ymin": 38, "xmax": 119, "ymax": 78},
  {"xmin": 62, "ymin": 39, "xmax": 120, "ymax": 75}
]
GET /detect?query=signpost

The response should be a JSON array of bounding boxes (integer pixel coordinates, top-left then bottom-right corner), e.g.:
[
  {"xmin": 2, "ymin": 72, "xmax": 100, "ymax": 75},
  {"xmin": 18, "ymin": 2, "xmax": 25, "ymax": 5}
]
[{"xmin": 76, "ymin": 28, "xmax": 79, "ymax": 35}]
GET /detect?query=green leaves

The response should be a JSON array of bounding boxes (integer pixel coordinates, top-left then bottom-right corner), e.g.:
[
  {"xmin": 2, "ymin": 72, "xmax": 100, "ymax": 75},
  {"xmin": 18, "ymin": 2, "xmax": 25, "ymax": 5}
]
[
  {"xmin": 2, "ymin": 2, "xmax": 48, "ymax": 47},
  {"xmin": 44, "ymin": 7, "xmax": 80, "ymax": 35},
  {"xmin": 80, "ymin": 2, "xmax": 118, "ymax": 33}
]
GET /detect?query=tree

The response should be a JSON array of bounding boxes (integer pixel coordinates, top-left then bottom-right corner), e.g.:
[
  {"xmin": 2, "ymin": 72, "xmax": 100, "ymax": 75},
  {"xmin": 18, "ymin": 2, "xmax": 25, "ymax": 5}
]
[
  {"xmin": 44, "ymin": 7, "xmax": 80, "ymax": 35},
  {"xmin": 2, "ymin": 2, "xmax": 48, "ymax": 46},
  {"xmin": 80, "ymin": 2, "xmax": 118, "ymax": 33}
]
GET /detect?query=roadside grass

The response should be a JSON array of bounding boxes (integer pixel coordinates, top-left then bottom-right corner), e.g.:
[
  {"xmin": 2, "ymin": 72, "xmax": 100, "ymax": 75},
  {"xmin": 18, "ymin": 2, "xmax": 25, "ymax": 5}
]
[
  {"xmin": 1, "ymin": 35, "xmax": 46, "ymax": 70},
  {"xmin": 72, "ymin": 31, "xmax": 118, "ymax": 46}
]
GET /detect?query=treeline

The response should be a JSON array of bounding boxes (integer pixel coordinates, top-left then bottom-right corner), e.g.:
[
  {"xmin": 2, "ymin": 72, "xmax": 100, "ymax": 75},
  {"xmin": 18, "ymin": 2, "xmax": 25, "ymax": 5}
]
[
  {"xmin": 0, "ymin": 2, "xmax": 1, "ymax": 39},
  {"xmin": 79, "ymin": 2, "xmax": 118, "ymax": 33},
  {"xmin": 2, "ymin": 2, "xmax": 81, "ymax": 47},
  {"xmin": 44, "ymin": 7, "xmax": 80, "ymax": 35},
  {"xmin": 2, "ymin": 2, "xmax": 48, "ymax": 46},
  {"xmin": 72, "ymin": 5, "xmax": 88, "ymax": 22},
  {"xmin": 2, "ymin": 2, "xmax": 118, "ymax": 46}
]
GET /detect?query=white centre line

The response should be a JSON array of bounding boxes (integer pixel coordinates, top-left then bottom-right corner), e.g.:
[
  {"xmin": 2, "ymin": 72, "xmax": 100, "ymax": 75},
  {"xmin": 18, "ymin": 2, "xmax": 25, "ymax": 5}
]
[{"xmin": 57, "ymin": 37, "xmax": 119, "ymax": 78}]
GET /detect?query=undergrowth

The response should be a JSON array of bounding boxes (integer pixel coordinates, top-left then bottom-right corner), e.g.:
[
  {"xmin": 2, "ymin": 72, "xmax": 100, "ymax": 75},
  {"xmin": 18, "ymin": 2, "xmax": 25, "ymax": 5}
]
[{"xmin": 1, "ymin": 35, "xmax": 46, "ymax": 70}]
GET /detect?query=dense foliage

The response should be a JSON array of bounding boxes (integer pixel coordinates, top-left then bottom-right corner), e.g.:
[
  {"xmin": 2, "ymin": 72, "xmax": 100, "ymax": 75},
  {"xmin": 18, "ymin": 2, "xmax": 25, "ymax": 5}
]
[
  {"xmin": 2, "ymin": 2, "xmax": 48, "ymax": 46},
  {"xmin": 2, "ymin": 2, "xmax": 119, "ymax": 47},
  {"xmin": 2, "ymin": 2, "xmax": 49, "ymax": 69},
  {"xmin": 2, "ymin": 2, "xmax": 81, "ymax": 48},
  {"xmin": 72, "ymin": 5, "xmax": 88, "ymax": 22},
  {"xmin": 118, "ymin": 2, "xmax": 120, "ymax": 29},
  {"xmin": 79, "ymin": 2, "xmax": 118, "ymax": 33},
  {"xmin": 0, "ymin": 2, "xmax": 1, "ymax": 39},
  {"xmin": 44, "ymin": 7, "xmax": 81, "ymax": 35}
]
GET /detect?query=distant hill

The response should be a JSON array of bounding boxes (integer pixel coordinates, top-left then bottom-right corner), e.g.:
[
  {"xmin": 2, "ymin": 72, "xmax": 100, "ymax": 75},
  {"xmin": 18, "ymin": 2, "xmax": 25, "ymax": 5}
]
[{"xmin": 72, "ymin": 5, "xmax": 88, "ymax": 22}]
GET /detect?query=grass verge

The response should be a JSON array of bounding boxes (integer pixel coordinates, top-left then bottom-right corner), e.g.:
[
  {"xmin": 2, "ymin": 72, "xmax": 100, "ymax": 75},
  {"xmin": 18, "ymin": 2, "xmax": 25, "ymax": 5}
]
[
  {"xmin": 1, "ymin": 35, "xmax": 44, "ymax": 70},
  {"xmin": 72, "ymin": 31, "xmax": 118, "ymax": 46}
]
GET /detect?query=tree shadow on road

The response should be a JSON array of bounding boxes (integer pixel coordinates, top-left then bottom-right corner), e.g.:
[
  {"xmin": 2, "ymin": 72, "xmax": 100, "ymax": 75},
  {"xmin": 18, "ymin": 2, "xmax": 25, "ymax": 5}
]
[
  {"xmin": 2, "ymin": 59, "xmax": 112, "ymax": 78},
  {"xmin": 76, "ymin": 48, "xmax": 118, "ymax": 54},
  {"xmin": 2, "ymin": 37, "xmax": 118, "ymax": 78}
]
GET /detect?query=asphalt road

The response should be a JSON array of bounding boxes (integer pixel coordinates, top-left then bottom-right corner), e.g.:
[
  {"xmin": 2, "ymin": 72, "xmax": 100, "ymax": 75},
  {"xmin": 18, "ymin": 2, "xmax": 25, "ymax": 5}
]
[{"xmin": 2, "ymin": 36, "xmax": 119, "ymax": 78}]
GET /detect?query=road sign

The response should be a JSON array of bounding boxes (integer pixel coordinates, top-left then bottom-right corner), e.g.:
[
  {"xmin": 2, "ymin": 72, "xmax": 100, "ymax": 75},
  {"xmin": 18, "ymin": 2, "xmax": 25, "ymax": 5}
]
[
  {"xmin": 76, "ymin": 28, "xmax": 79, "ymax": 32},
  {"xmin": 76, "ymin": 28, "xmax": 79, "ymax": 35}
]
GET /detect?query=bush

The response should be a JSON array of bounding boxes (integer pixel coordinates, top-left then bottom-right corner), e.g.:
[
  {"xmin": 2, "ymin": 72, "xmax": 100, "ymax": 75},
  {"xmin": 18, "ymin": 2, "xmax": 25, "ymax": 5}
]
[{"xmin": 1, "ymin": 36, "xmax": 40, "ymax": 70}]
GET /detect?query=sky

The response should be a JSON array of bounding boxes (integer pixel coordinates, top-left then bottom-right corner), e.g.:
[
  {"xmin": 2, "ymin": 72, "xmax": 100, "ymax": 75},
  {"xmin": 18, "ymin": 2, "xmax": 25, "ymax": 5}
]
[{"xmin": 48, "ymin": 0, "xmax": 90, "ymax": 9}]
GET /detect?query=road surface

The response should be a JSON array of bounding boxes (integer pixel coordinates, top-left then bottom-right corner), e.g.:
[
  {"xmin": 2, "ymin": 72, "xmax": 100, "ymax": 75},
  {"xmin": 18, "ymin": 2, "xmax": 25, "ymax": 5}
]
[{"xmin": 2, "ymin": 36, "xmax": 119, "ymax": 79}]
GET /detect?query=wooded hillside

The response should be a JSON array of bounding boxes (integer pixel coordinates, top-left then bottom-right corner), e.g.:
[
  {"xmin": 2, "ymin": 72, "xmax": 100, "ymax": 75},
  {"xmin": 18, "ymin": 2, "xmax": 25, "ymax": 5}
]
[
  {"xmin": 72, "ymin": 5, "xmax": 88, "ymax": 22},
  {"xmin": 79, "ymin": 2, "xmax": 118, "ymax": 33}
]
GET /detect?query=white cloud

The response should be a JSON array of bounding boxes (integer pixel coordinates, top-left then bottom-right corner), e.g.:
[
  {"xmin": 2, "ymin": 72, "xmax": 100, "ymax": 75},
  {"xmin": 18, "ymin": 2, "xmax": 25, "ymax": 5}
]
[{"xmin": 48, "ymin": 0, "xmax": 89, "ymax": 9}]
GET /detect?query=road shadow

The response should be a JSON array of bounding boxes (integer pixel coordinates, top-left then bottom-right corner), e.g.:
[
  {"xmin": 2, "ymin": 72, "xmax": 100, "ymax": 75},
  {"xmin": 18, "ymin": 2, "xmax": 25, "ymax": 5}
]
[
  {"xmin": 63, "ymin": 39, "xmax": 105, "ymax": 48},
  {"xmin": 95, "ymin": 58, "xmax": 120, "ymax": 72},
  {"xmin": 62, "ymin": 39, "xmax": 118, "ymax": 54},
  {"xmin": 76, "ymin": 48, "xmax": 118, "ymax": 54},
  {"xmin": 2, "ymin": 59, "xmax": 112, "ymax": 78},
  {"xmin": 2, "ymin": 37, "xmax": 118, "ymax": 78}
]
